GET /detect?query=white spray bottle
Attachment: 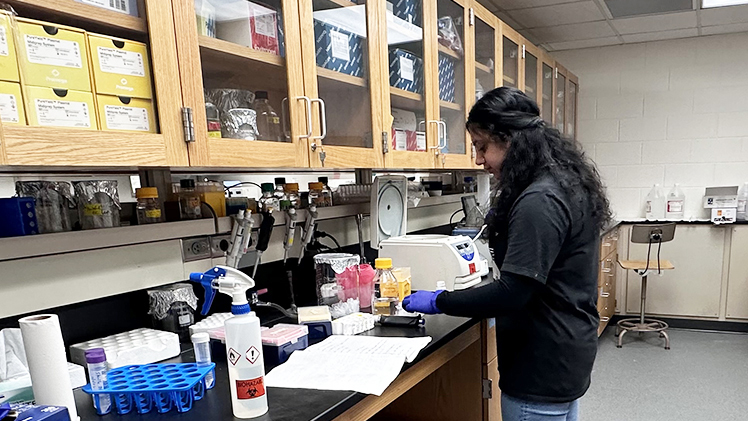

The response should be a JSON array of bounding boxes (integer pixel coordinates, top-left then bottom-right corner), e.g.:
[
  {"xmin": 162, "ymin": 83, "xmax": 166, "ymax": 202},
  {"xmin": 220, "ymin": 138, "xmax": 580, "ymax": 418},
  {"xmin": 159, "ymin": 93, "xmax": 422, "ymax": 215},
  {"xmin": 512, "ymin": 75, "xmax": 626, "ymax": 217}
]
[{"xmin": 191, "ymin": 266, "xmax": 268, "ymax": 418}]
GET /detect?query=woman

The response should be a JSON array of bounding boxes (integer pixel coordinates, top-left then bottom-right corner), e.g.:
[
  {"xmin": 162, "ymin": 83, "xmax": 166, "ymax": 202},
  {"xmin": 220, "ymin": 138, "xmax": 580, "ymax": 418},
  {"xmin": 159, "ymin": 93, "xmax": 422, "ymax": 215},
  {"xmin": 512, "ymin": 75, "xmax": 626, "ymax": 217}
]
[{"xmin": 403, "ymin": 87, "xmax": 611, "ymax": 421}]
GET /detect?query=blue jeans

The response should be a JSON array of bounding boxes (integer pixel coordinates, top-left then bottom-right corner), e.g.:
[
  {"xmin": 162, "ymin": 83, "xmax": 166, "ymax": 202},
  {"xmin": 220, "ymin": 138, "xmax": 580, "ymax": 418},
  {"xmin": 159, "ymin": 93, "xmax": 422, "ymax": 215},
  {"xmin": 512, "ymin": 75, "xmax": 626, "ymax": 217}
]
[{"xmin": 501, "ymin": 394, "xmax": 580, "ymax": 421}]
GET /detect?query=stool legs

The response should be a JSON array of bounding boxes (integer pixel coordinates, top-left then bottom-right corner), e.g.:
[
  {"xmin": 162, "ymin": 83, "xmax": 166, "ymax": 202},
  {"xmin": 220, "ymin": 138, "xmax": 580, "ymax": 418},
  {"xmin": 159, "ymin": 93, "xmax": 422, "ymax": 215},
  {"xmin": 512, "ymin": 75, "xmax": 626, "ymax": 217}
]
[{"xmin": 616, "ymin": 274, "xmax": 670, "ymax": 350}]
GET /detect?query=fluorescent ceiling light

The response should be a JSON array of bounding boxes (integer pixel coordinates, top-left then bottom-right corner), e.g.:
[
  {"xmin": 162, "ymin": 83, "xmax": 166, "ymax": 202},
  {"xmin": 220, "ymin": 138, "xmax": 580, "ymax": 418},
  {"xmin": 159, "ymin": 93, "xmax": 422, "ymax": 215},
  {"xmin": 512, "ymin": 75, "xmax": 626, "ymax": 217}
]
[{"xmin": 702, "ymin": 0, "xmax": 748, "ymax": 8}]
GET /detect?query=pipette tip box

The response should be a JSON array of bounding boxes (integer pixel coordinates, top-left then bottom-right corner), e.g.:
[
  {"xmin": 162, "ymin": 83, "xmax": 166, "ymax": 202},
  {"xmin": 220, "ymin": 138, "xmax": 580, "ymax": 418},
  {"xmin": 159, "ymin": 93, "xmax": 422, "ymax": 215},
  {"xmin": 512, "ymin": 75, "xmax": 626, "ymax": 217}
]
[
  {"xmin": 70, "ymin": 328, "xmax": 180, "ymax": 369},
  {"xmin": 261, "ymin": 324, "xmax": 308, "ymax": 366}
]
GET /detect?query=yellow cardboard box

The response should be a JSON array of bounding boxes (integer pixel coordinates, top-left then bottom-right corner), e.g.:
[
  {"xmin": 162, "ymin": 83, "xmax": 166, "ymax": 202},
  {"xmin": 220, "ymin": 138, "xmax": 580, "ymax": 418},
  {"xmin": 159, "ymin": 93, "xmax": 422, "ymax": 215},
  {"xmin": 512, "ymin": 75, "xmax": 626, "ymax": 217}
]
[
  {"xmin": 0, "ymin": 81, "xmax": 25, "ymax": 125},
  {"xmin": 96, "ymin": 94, "xmax": 155, "ymax": 133},
  {"xmin": 0, "ymin": 12, "xmax": 20, "ymax": 82},
  {"xmin": 16, "ymin": 18, "xmax": 91, "ymax": 91},
  {"xmin": 88, "ymin": 33, "xmax": 152, "ymax": 99},
  {"xmin": 25, "ymin": 85, "xmax": 97, "ymax": 129}
]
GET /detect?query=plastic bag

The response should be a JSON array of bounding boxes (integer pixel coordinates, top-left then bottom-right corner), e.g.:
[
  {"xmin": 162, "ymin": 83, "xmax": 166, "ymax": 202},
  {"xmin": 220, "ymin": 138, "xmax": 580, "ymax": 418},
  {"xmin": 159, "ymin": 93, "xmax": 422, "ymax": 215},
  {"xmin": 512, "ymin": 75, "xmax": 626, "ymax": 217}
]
[{"xmin": 438, "ymin": 16, "xmax": 463, "ymax": 56}]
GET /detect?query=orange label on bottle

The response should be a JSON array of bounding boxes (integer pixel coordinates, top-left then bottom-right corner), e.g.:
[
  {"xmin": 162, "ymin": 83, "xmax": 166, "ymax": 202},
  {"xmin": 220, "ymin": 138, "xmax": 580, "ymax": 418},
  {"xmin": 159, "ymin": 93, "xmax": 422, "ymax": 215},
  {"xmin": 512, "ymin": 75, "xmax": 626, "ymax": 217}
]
[{"xmin": 236, "ymin": 377, "xmax": 265, "ymax": 400}]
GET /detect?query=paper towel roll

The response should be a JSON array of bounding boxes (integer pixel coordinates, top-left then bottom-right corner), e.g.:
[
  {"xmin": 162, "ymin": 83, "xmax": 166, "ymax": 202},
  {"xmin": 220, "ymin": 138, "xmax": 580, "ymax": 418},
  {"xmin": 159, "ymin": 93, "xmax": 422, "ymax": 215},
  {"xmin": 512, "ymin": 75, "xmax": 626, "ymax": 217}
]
[{"xmin": 19, "ymin": 314, "xmax": 78, "ymax": 420}]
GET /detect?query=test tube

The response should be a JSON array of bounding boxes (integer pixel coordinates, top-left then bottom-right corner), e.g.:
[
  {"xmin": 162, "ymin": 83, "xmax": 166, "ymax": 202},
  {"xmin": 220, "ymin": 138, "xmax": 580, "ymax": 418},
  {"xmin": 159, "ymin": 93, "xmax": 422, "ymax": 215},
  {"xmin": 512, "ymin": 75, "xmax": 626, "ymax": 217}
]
[
  {"xmin": 85, "ymin": 348, "xmax": 111, "ymax": 415},
  {"xmin": 191, "ymin": 332, "xmax": 215, "ymax": 388}
]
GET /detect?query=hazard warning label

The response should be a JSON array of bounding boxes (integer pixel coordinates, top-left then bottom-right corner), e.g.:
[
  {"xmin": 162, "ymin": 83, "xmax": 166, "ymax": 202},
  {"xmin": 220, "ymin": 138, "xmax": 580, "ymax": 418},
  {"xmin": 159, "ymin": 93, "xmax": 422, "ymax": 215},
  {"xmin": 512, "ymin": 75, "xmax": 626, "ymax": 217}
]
[
  {"xmin": 246, "ymin": 346, "xmax": 260, "ymax": 364},
  {"xmin": 236, "ymin": 377, "xmax": 265, "ymax": 400},
  {"xmin": 228, "ymin": 348, "xmax": 241, "ymax": 366}
]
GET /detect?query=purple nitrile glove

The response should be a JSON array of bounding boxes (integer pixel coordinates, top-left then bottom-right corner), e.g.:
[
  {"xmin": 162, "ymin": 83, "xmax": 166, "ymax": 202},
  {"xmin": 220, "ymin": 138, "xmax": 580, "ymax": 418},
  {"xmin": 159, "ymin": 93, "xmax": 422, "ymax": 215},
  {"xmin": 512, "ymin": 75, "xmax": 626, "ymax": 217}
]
[{"xmin": 403, "ymin": 290, "xmax": 444, "ymax": 314}]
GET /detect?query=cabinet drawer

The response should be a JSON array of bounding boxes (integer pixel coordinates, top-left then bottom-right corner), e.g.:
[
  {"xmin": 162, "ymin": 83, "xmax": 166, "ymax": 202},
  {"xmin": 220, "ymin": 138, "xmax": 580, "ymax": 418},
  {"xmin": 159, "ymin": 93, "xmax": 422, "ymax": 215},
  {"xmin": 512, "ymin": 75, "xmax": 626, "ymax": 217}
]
[
  {"xmin": 600, "ymin": 230, "xmax": 618, "ymax": 260},
  {"xmin": 599, "ymin": 257, "xmax": 615, "ymax": 286}
]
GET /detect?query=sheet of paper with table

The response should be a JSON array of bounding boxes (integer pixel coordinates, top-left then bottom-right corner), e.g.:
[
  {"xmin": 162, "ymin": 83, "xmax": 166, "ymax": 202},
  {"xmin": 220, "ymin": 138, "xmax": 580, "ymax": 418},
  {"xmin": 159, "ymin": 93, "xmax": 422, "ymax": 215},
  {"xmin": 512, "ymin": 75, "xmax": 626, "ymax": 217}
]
[{"xmin": 265, "ymin": 336, "xmax": 432, "ymax": 396}]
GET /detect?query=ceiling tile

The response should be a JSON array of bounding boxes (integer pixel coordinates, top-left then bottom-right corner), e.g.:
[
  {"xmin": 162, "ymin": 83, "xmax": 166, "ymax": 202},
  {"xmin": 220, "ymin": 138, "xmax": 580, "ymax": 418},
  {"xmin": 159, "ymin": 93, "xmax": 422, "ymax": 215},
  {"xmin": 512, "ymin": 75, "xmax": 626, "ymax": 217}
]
[
  {"xmin": 611, "ymin": 11, "xmax": 697, "ymax": 34},
  {"xmin": 490, "ymin": 0, "xmax": 581, "ymax": 11},
  {"xmin": 701, "ymin": 22, "xmax": 748, "ymax": 35},
  {"xmin": 547, "ymin": 36, "xmax": 623, "ymax": 50},
  {"xmin": 604, "ymin": 0, "xmax": 694, "ymax": 18},
  {"xmin": 510, "ymin": 1, "xmax": 606, "ymax": 28},
  {"xmin": 495, "ymin": 10, "xmax": 525, "ymax": 30},
  {"xmin": 621, "ymin": 28, "xmax": 698, "ymax": 43},
  {"xmin": 529, "ymin": 21, "xmax": 617, "ymax": 43},
  {"xmin": 701, "ymin": 4, "xmax": 748, "ymax": 26}
]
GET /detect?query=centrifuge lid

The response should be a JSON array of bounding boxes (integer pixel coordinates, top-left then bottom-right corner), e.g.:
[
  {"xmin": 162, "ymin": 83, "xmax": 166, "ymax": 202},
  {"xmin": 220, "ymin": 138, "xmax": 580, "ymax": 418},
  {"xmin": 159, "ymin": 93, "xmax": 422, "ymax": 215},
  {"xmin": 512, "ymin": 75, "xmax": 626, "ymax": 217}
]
[{"xmin": 370, "ymin": 175, "xmax": 408, "ymax": 248}]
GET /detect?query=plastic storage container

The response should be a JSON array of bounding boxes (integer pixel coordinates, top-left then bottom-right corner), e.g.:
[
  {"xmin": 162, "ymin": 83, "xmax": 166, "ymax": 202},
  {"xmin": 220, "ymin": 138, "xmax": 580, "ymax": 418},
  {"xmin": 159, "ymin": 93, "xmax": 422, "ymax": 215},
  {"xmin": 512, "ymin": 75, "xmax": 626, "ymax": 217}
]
[
  {"xmin": 313, "ymin": 253, "xmax": 361, "ymax": 318},
  {"xmin": 147, "ymin": 284, "xmax": 199, "ymax": 342},
  {"xmin": 15, "ymin": 181, "xmax": 75, "ymax": 233},
  {"xmin": 252, "ymin": 91, "xmax": 282, "ymax": 142},
  {"xmin": 85, "ymin": 348, "xmax": 111, "ymax": 415},
  {"xmin": 190, "ymin": 333, "xmax": 215, "ymax": 389},
  {"xmin": 136, "ymin": 187, "xmax": 162, "ymax": 224},
  {"xmin": 260, "ymin": 324, "xmax": 309, "ymax": 366},
  {"xmin": 73, "ymin": 180, "xmax": 121, "ymax": 229}
]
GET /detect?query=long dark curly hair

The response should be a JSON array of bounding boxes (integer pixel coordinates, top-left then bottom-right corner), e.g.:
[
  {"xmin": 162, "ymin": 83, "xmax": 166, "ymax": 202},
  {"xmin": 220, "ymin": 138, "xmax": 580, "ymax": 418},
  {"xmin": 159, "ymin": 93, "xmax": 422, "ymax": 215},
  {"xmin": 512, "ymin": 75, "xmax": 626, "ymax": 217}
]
[{"xmin": 466, "ymin": 87, "xmax": 611, "ymax": 234}]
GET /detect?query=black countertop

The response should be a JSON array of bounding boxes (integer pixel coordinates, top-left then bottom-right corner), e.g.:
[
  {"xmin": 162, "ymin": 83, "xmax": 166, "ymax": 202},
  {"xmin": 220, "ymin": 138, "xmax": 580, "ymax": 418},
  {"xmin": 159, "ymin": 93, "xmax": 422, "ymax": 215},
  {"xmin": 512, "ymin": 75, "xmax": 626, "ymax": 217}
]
[{"xmin": 74, "ymin": 314, "xmax": 480, "ymax": 421}]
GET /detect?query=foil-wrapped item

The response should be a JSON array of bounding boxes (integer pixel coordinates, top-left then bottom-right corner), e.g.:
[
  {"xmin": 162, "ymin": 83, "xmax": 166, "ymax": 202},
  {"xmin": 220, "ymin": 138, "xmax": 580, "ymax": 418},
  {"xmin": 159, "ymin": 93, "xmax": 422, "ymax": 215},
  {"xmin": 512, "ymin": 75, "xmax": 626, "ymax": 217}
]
[
  {"xmin": 147, "ymin": 283, "xmax": 199, "ymax": 321},
  {"xmin": 15, "ymin": 181, "xmax": 76, "ymax": 233},
  {"xmin": 73, "ymin": 180, "xmax": 121, "ymax": 230},
  {"xmin": 204, "ymin": 89, "xmax": 255, "ymax": 114},
  {"xmin": 221, "ymin": 108, "xmax": 258, "ymax": 140},
  {"xmin": 314, "ymin": 253, "xmax": 360, "ymax": 274}
]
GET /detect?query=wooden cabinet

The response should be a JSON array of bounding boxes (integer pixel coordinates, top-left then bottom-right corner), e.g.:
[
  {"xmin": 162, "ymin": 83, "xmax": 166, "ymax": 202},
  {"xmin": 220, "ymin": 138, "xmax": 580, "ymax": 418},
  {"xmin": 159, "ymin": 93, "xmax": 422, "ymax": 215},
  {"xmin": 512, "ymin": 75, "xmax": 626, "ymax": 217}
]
[
  {"xmin": 540, "ymin": 53, "xmax": 555, "ymax": 128},
  {"xmin": 598, "ymin": 227, "xmax": 618, "ymax": 336},
  {"xmin": 727, "ymin": 226, "xmax": 748, "ymax": 319},
  {"xmin": 0, "ymin": 0, "xmax": 189, "ymax": 167},
  {"xmin": 0, "ymin": 0, "xmax": 578, "ymax": 170}
]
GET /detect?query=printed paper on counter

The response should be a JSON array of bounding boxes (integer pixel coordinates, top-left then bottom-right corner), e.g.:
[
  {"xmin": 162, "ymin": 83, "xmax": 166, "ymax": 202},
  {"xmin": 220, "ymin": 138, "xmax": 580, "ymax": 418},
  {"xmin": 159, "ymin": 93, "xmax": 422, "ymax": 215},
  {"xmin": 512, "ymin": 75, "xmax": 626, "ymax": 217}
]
[
  {"xmin": 0, "ymin": 93, "xmax": 19, "ymax": 123},
  {"xmin": 0, "ymin": 26, "xmax": 9, "ymax": 56},
  {"xmin": 35, "ymin": 99, "xmax": 91, "ymax": 128},
  {"xmin": 25, "ymin": 35, "xmax": 82, "ymax": 69},
  {"xmin": 330, "ymin": 30, "xmax": 350, "ymax": 62},
  {"xmin": 98, "ymin": 47, "xmax": 145, "ymax": 77},
  {"xmin": 105, "ymin": 105, "xmax": 150, "ymax": 131}
]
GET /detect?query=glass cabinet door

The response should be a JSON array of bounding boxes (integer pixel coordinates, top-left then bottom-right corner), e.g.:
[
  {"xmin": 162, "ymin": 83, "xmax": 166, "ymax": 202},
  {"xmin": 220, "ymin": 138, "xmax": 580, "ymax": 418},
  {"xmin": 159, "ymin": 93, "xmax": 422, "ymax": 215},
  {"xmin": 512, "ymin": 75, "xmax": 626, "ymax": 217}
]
[
  {"xmin": 384, "ymin": 0, "xmax": 437, "ymax": 169},
  {"xmin": 300, "ymin": 0, "xmax": 383, "ymax": 168},
  {"xmin": 501, "ymin": 24, "xmax": 521, "ymax": 89},
  {"xmin": 555, "ymin": 67, "xmax": 566, "ymax": 134},
  {"xmin": 523, "ymin": 42, "xmax": 541, "ymax": 105},
  {"xmin": 567, "ymin": 76, "xmax": 578, "ymax": 140},
  {"xmin": 174, "ymin": 0, "xmax": 309, "ymax": 167},
  {"xmin": 436, "ymin": 0, "xmax": 470, "ymax": 168},
  {"xmin": 474, "ymin": 12, "xmax": 497, "ymax": 102},
  {"xmin": 541, "ymin": 58, "xmax": 554, "ymax": 125}
]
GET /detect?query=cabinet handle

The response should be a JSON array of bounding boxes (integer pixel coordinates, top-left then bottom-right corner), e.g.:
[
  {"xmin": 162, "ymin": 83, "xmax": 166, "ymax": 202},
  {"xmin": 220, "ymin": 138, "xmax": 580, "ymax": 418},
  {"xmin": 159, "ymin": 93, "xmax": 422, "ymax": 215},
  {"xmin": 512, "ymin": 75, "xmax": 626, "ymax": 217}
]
[
  {"xmin": 311, "ymin": 98, "xmax": 327, "ymax": 141},
  {"xmin": 602, "ymin": 242, "xmax": 612, "ymax": 247},
  {"xmin": 600, "ymin": 292, "xmax": 610, "ymax": 298},
  {"xmin": 438, "ymin": 121, "xmax": 447, "ymax": 150},
  {"xmin": 281, "ymin": 97, "xmax": 291, "ymax": 140},
  {"xmin": 427, "ymin": 120, "xmax": 444, "ymax": 151},
  {"xmin": 297, "ymin": 96, "xmax": 313, "ymax": 139},
  {"xmin": 600, "ymin": 316, "xmax": 610, "ymax": 322}
]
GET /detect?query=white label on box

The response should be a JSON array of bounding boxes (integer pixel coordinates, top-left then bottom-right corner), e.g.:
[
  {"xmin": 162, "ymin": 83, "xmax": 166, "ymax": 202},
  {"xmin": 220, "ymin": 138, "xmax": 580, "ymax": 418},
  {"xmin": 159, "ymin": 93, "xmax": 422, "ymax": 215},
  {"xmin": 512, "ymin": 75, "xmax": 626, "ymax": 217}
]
[
  {"xmin": 399, "ymin": 56, "xmax": 414, "ymax": 82},
  {"xmin": 0, "ymin": 93, "xmax": 19, "ymax": 123},
  {"xmin": 25, "ymin": 35, "xmax": 82, "ymax": 69},
  {"xmin": 253, "ymin": 12, "xmax": 277, "ymax": 38},
  {"xmin": 712, "ymin": 208, "xmax": 736, "ymax": 224},
  {"xmin": 80, "ymin": 0, "xmax": 130, "ymax": 14},
  {"xmin": 416, "ymin": 131, "xmax": 426, "ymax": 151},
  {"xmin": 97, "ymin": 46, "xmax": 145, "ymax": 77},
  {"xmin": 105, "ymin": 105, "xmax": 150, "ymax": 131},
  {"xmin": 394, "ymin": 129, "xmax": 407, "ymax": 151},
  {"xmin": 330, "ymin": 30, "xmax": 350, "ymax": 62},
  {"xmin": 0, "ymin": 26, "xmax": 9, "ymax": 56},
  {"xmin": 35, "ymin": 98, "xmax": 91, "ymax": 128}
]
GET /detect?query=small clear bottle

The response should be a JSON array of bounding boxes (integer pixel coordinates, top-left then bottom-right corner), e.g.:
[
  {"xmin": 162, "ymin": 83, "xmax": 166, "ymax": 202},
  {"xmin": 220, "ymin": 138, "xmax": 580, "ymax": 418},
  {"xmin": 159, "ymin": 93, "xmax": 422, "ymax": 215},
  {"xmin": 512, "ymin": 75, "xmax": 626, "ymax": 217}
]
[
  {"xmin": 308, "ymin": 182, "xmax": 326, "ymax": 208},
  {"xmin": 136, "ymin": 187, "xmax": 162, "ymax": 224},
  {"xmin": 191, "ymin": 332, "xmax": 215, "ymax": 389},
  {"xmin": 252, "ymin": 91, "xmax": 282, "ymax": 142},
  {"xmin": 284, "ymin": 183, "xmax": 302, "ymax": 209},
  {"xmin": 259, "ymin": 183, "xmax": 279, "ymax": 213},
  {"xmin": 274, "ymin": 177, "xmax": 289, "ymax": 211},
  {"xmin": 179, "ymin": 179, "xmax": 202, "ymax": 220},
  {"xmin": 373, "ymin": 258, "xmax": 399, "ymax": 316},
  {"xmin": 85, "ymin": 348, "xmax": 111, "ymax": 415},
  {"xmin": 318, "ymin": 176, "xmax": 334, "ymax": 207}
]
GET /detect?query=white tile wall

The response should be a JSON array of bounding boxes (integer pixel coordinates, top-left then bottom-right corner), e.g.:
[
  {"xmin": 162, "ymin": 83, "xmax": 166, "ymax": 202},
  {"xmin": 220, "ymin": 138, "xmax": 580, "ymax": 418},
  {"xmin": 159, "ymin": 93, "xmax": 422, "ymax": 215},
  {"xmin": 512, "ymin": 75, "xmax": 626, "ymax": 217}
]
[{"xmin": 555, "ymin": 32, "xmax": 748, "ymax": 219}]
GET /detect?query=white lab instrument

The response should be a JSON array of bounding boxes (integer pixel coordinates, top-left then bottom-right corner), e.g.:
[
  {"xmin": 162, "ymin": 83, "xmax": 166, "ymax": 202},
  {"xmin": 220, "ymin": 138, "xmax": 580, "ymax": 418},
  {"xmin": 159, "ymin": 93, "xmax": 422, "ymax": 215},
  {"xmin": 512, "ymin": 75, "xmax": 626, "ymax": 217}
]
[
  {"xmin": 70, "ymin": 328, "xmax": 180, "ymax": 369},
  {"xmin": 370, "ymin": 175, "xmax": 484, "ymax": 291}
]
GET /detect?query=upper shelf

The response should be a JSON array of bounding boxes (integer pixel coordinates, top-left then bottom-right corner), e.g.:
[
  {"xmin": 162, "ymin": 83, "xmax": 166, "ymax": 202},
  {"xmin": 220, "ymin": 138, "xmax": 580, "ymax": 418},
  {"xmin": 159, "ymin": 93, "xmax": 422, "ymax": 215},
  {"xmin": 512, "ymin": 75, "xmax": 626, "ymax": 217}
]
[
  {"xmin": 199, "ymin": 36, "xmax": 287, "ymax": 91},
  {"xmin": 475, "ymin": 61, "xmax": 493, "ymax": 75},
  {"xmin": 6, "ymin": 0, "xmax": 147, "ymax": 33},
  {"xmin": 199, "ymin": 36, "xmax": 284, "ymax": 68},
  {"xmin": 440, "ymin": 100, "xmax": 462, "ymax": 111},
  {"xmin": 317, "ymin": 67, "xmax": 367, "ymax": 88},
  {"xmin": 438, "ymin": 45, "xmax": 462, "ymax": 60},
  {"xmin": 390, "ymin": 87, "xmax": 424, "ymax": 110}
]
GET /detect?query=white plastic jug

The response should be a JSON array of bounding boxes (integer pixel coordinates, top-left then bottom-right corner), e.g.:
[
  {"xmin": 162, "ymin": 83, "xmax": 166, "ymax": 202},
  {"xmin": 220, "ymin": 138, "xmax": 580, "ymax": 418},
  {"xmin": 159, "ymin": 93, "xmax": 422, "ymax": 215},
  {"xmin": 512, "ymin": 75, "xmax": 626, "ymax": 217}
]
[
  {"xmin": 666, "ymin": 184, "xmax": 685, "ymax": 220},
  {"xmin": 645, "ymin": 184, "xmax": 666, "ymax": 220}
]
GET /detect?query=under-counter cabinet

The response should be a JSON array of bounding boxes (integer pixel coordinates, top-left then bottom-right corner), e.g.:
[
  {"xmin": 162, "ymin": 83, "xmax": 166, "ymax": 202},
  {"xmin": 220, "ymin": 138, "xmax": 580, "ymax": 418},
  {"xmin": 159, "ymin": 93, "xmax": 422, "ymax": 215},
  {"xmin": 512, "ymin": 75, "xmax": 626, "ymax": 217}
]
[
  {"xmin": 0, "ymin": 0, "xmax": 188, "ymax": 167},
  {"xmin": 598, "ymin": 228, "xmax": 618, "ymax": 336}
]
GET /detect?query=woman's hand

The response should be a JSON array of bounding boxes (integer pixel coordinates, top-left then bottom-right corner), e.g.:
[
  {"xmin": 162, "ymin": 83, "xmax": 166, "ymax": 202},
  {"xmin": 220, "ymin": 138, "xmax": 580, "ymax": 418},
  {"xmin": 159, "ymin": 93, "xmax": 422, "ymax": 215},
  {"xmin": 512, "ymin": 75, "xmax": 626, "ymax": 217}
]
[{"xmin": 402, "ymin": 290, "xmax": 444, "ymax": 314}]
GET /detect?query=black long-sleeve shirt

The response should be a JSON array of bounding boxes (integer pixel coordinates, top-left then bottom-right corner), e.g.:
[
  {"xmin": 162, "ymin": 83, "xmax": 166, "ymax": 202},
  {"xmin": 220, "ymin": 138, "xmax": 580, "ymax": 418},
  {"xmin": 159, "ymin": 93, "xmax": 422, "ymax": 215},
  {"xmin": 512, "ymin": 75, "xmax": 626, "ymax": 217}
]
[{"xmin": 436, "ymin": 271, "xmax": 539, "ymax": 319}]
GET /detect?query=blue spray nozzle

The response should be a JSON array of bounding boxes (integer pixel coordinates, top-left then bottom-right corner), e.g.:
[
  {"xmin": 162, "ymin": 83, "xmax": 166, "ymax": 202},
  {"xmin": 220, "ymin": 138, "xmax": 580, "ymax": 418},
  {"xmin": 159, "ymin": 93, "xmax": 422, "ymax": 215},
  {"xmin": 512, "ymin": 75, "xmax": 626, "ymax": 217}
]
[
  {"xmin": 189, "ymin": 266, "xmax": 255, "ymax": 316},
  {"xmin": 190, "ymin": 267, "xmax": 226, "ymax": 316}
]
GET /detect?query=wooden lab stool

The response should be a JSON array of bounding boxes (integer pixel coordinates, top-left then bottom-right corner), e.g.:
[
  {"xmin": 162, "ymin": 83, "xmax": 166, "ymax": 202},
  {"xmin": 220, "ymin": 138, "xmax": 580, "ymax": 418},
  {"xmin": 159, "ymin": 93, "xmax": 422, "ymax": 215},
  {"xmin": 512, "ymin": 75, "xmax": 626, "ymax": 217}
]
[{"xmin": 616, "ymin": 223, "xmax": 676, "ymax": 350}]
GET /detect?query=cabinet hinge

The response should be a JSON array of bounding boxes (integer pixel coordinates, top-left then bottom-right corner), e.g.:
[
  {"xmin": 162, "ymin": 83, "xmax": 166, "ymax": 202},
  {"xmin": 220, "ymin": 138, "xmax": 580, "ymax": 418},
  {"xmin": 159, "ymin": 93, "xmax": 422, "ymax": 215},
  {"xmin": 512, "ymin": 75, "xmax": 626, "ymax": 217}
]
[
  {"xmin": 555, "ymin": 67, "xmax": 559, "ymax": 79},
  {"xmin": 181, "ymin": 107, "xmax": 195, "ymax": 143},
  {"xmin": 522, "ymin": 44, "xmax": 526, "ymax": 59},
  {"xmin": 469, "ymin": 8, "xmax": 475, "ymax": 26},
  {"xmin": 382, "ymin": 131, "xmax": 389, "ymax": 154},
  {"xmin": 482, "ymin": 378, "xmax": 493, "ymax": 399}
]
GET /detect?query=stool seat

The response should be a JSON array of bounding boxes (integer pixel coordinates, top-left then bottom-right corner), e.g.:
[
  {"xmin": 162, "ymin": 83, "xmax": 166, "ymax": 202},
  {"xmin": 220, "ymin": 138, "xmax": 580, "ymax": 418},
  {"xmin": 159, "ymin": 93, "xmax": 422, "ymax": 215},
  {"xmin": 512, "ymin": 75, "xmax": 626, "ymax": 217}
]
[{"xmin": 619, "ymin": 260, "xmax": 675, "ymax": 271}]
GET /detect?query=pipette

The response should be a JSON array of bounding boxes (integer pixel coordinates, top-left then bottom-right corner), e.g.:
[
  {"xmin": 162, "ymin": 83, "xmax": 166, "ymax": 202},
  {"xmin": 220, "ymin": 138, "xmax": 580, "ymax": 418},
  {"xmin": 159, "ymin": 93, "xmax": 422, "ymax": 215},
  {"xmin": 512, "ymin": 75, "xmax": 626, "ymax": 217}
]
[
  {"xmin": 282, "ymin": 208, "xmax": 298, "ymax": 264},
  {"xmin": 226, "ymin": 210, "xmax": 254, "ymax": 268},
  {"xmin": 299, "ymin": 204, "xmax": 318, "ymax": 259},
  {"xmin": 251, "ymin": 212, "xmax": 275, "ymax": 279}
]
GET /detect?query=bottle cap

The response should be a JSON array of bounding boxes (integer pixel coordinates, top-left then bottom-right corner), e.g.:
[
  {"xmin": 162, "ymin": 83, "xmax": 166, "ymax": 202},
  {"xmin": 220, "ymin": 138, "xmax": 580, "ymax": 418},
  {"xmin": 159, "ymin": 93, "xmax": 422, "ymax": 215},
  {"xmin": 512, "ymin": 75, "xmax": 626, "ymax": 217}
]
[
  {"xmin": 261, "ymin": 183, "xmax": 274, "ymax": 192},
  {"xmin": 180, "ymin": 179, "xmax": 196, "ymax": 189},
  {"xmin": 318, "ymin": 176, "xmax": 329, "ymax": 184},
  {"xmin": 255, "ymin": 91, "xmax": 269, "ymax": 100},
  {"xmin": 274, "ymin": 177, "xmax": 286, "ymax": 186},
  {"xmin": 464, "ymin": 176, "xmax": 474, "ymax": 182},
  {"xmin": 85, "ymin": 348, "xmax": 107, "ymax": 364},
  {"xmin": 285, "ymin": 183, "xmax": 299, "ymax": 192},
  {"xmin": 309, "ymin": 182, "xmax": 323, "ymax": 190},
  {"xmin": 191, "ymin": 332, "xmax": 210, "ymax": 344},
  {"xmin": 375, "ymin": 257, "xmax": 393, "ymax": 269},
  {"xmin": 136, "ymin": 187, "xmax": 159, "ymax": 199}
]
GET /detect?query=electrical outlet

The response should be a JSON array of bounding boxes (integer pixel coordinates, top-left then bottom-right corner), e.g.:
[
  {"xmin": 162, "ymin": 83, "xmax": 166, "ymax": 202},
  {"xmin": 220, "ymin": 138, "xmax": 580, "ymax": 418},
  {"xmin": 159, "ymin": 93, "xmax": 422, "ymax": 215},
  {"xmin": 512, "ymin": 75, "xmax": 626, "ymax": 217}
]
[
  {"xmin": 210, "ymin": 235, "xmax": 230, "ymax": 258},
  {"xmin": 182, "ymin": 237, "xmax": 211, "ymax": 262}
]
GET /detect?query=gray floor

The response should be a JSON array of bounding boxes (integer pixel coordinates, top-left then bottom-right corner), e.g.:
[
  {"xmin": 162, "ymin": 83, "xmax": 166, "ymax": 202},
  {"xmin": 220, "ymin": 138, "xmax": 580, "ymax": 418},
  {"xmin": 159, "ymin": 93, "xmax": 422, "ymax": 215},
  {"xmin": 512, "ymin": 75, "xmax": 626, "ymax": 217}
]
[{"xmin": 581, "ymin": 327, "xmax": 748, "ymax": 421}]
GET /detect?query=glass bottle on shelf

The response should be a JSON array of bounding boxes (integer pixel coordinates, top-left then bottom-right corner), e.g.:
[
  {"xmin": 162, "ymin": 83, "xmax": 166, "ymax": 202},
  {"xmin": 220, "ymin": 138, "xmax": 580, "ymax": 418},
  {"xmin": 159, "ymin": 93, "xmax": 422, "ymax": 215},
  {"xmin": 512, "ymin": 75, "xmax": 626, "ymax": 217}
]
[
  {"xmin": 373, "ymin": 258, "xmax": 399, "ymax": 316},
  {"xmin": 136, "ymin": 187, "xmax": 162, "ymax": 224},
  {"xmin": 179, "ymin": 179, "xmax": 202, "ymax": 220},
  {"xmin": 284, "ymin": 183, "xmax": 301, "ymax": 209},
  {"xmin": 259, "ymin": 183, "xmax": 279, "ymax": 213},
  {"xmin": 252, "ymin": 91, "xmax": 282, "ymax": 142},
  {"xmin": 318, "ymin": 176, "xmax": 334, "ymax": 207},
  {"xmin": 308, "ymin": 182, "xmax": 325, "ymax": 208},
  {"xmin": 274, "ymin": 177, "xmax": 288, "ymax": 210}
]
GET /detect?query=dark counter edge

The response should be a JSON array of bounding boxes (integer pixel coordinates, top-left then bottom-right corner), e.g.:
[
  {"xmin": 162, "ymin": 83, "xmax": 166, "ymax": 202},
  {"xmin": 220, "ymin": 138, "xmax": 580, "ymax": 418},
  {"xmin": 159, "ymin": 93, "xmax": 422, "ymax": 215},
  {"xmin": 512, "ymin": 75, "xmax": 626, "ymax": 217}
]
[{"xmin": 601, "ymin": 220, "xmax": 748, "ymax": 237}]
